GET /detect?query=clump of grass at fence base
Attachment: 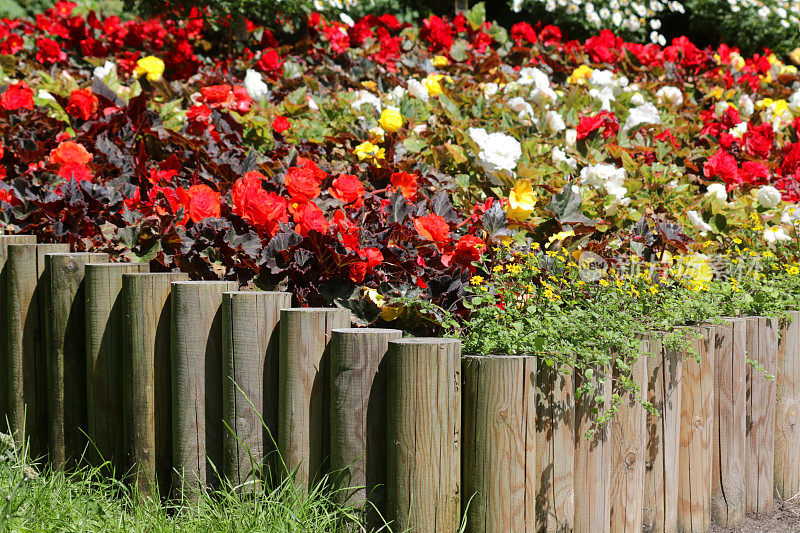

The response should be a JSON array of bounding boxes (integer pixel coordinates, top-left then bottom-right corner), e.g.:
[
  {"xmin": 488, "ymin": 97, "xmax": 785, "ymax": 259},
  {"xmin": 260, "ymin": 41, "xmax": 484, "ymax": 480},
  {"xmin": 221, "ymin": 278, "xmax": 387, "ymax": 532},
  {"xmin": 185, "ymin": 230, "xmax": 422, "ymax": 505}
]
[
  {"xmin": 438, "ymin": 215, "xmax": 800, "ymax": 437},
  {"xmin": 0, "ymin": 432, "xmax": 367, "ymax": 532}
]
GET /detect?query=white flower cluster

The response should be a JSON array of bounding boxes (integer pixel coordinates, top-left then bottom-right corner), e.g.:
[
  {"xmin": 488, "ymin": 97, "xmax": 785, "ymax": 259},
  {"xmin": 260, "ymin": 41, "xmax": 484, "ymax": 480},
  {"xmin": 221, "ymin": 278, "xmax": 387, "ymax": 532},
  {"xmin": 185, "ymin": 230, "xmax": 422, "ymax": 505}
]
[
  {"xmin": 726, "ymin": 0, "xmax": 800, "ymax": 28},
  {"xmin": 580, "ymin": 163, "xmax": 630, "ymax": 213},
  {"xmin": 514, "ymin": 0, "xmax": 685, "ymax": 43},
  {"xmin": 468, "ymin": 127, "xmax": 523, "ymax": 177}
]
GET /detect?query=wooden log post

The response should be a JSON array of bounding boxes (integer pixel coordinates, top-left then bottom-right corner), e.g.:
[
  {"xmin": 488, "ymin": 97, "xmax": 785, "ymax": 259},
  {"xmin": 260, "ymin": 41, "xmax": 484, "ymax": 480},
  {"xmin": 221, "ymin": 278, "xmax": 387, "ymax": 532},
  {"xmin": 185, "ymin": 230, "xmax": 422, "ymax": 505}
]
[
  {"xmin": 7, "ymin": 243, "xmax": 70, "ymax": 458},
  {"xmin": 643, "ymin": 332, "xmax": 682, "ymax": 533},
  {"xmin": 46, "ymin": 252, "xmax": 109, "ymax": 469},
  {"xmin": 0, "ymin": 235, "xmax": 36, "ymax": 431},
  {"xmin": 386, "ymin": 338, "xmax": 461, "ymax": 533},
  {"xmin": 221, "ymin": 291, "xmax": 292, "ymax": 489},
  {"xmin": 462, "ymin": 355, "xmax": 537, "ymax": 532},
  {"xmin": 574, "ymin": 369, "xmax": 612, "ymax": 533},
  {"xmin": 329, "ymin": 328, "xmax": 402, "ymax": 524},
  {"xmin": 535, "ymin": 363, "xmax": 574, "ymax": 532},
  {"xmin": 171, "ymin": 280, "xmax": 237, "ymax": 493},
  {"xmin": 85, "ymin": 262, "xmax": 149, "ymax": 473},
  {"xmin": 677, "ymin": 325, "xmax": 715, "ymax": 533},
  {"xmin": 745, "ymin": 316, "xmax": 778, "ymax": 515},
  {"xmin": 123, "ymin": 272, "xmax": 188, "ymax": 498},
  {"xmin": 710, "ymin": 318, "xmax": 746, "ymax": 527},
  {"xmin": 278, "ymin": 308, "xmax": 351, "ymax": 490},
  {"xmin": 609, "ymin": 339, "xmax": 649, "ymax": 532},
  {"xmin": 775, "ymin": 310, "xmax": 800, "ymax": 500}
]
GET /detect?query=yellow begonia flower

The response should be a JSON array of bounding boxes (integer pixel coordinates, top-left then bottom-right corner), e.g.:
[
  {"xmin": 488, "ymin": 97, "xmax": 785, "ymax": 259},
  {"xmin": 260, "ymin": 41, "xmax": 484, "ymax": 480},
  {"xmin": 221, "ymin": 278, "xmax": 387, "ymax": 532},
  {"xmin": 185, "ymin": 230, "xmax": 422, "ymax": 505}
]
[
  {"xmin": 364, "ymin": 287, "xmax": 385, "ymax": 307},
  {"xmin": 134, "ymin": 56, "xmax": 165, "ymax": 82},
  {"xmin": 791, "ymin": 48, "xmax": 800, "ymax": 66},
  {"xmin": 368, "ymin": 126, "xmax": 385, "ymax": 143},
  {"xmin": 567, "ymin": 65, "xmax": 593, "ymax": 85},
  {"xmin": 423, "ymin": 76, "xmax": 443, "ymax": 97},
  {"xmin": 379, "ymin": 108, "xmax": 403, "ymax": 133},
  {"xmin": 361, "ymin": 81, "xmax": 378, "ymax": 91},
  {"xmin": 354, "ymin": 141, "xmax": 385, "ymax": 161},
  {"xmin": 781, "ymin": 65, "xmax": 798, "ymax": 76},
  {"xmin": 709, "ymin": 86, "xmax": 724, "ymax": 100},
  {"xmin": 731, "ymin": 55, "xmax": 745, "ymax": 71},
  {"xmin": 672, "ymin": 253, "xmax": 713, "ymax": 288},
  {"xmin": 756, "ymin": 97, "xmax": 774, "ymax": 109},
  {"xmin": 380, "ymin": 305, "xmax": 402, "ymax": 321},
  {"xmin": 506, "ymin": 179, "xmax": 537, "ymax": 221},
  {"xmin": 432, "ymin": 55, "xmax": 449, "ymax": 67}
]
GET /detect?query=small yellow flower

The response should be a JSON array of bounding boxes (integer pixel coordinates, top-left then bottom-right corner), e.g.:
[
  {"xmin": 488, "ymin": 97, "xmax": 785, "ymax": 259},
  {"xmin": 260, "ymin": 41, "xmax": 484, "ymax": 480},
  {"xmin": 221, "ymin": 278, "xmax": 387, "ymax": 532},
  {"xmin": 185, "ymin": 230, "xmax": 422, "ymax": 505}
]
[
  {"xmin": 568, "ymin": 65, "xmax": 593, "ymax": 85},
  {"xmin": 423, "ymin": 76, "xmax": 443, "ymax": 97},
  {"xmin": 134, "ymin": 56, "xmax": 165, "ymax": 82},
  {"xmin": 361, "ymin": 81, "xmax": 378, "ymax": 91},
  {"xmin": 354, "ymin": 141, "xmax": 385, "ymax": 161},
  {"xmin": 506, "ymin": 180, "xmax": 537, "ymax": 222},
  {"xmin": 379, "ymin": 107, "xmax": 403, "ymax": 133},
  {"xmin": 432, "ymin": 55, "xmax": 449, "ymax": 68},
  {"xmin": 470, "ymin": 275, "xmax": 484, "ymax": 286},
  {"xmin": 791, "ymin": 47, "xmax": 800, "ymax": 66}
]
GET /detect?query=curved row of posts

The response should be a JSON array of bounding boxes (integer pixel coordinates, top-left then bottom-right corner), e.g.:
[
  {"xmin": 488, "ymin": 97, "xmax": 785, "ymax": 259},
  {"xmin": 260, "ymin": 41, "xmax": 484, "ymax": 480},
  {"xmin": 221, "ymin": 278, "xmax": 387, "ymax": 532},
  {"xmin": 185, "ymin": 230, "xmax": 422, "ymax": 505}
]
[{"xmin": 0, "ymin": 236, "xmax": 798, "ymax": 532}]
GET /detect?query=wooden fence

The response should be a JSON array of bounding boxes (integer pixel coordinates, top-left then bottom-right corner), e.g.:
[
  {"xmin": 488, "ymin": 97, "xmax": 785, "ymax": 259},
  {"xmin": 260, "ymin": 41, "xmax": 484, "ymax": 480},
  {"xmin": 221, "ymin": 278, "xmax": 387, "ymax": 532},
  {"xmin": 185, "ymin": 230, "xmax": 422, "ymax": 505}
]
[{"xmin": 0, "ymin": 235, "xmax": 798, "ymax": 532}]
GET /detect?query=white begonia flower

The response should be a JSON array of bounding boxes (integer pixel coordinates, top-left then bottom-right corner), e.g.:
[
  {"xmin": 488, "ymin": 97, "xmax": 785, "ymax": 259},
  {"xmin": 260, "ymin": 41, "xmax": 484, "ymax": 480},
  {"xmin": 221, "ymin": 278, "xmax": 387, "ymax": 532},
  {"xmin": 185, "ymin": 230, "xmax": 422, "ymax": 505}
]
[
  {"xmin": 715, "ymin": 101, "xmax": 730, "ymax": 117},
  {"xmin": 739, "ymin": 94, "xmax": 755, "ymax": 117},
  {"xmin": 565, "ymin": 128, "xmax": 577, "ymax": 147},
  {"xmin": 339, "ymin": 13, "xmax": 355, "ymax": 26},
  {"xmin": 545, "ymin": 110, "xmax": 566, "ymax": 134},
  {"xmin": 350, "ymin": 90, "xmax": 382, "ymax": 111},
  {"xmin": 623, "ymin": 102, "xmax": 661, "ymax": 131},
  {"xmin": 756, "ymin": 185, "xmax": 782, "ymax": 208},
  {"xmin": 412, "ymin": 124, "xmax": 427, "ymax": 134},
  {"xmin": 706, "ymin": 183, "xmax": 728, "ymax": 201},
  {"xmin": 687, "ymin": 210, "xmax": 713, "ymax": 232},
  {"xmin": 517, "ymin": 67, "xmax": 550, "ymax": 87},
  {"xmin": 387, "ymin": 86, "xmax": 406, "ymax": 103},
  {"xmin": 580, "ymin": 163, "xmax": 626, "ymax": 192},
  {"xmin": 482, "ymin": 82, "xmax": 499, "ymax": 97},
  {"xmin": 764, "ymin": 225, "xmax": 792, "ymax": 243},
  {"xmin": 630, "ymin": 93, "xmax": 646, "ymax": 106},
  {"xmin": 243, "ymin": 69, "xmax": 269, "ymax": 101},
  {"xmin": 37, "ymin": 90, "xmax": 54, "ymax": 100},
  {"xmin": 507, "ymin": 97, "xmax": 535, "ymax": 122},
  {"xmin": 728, "ymin": 122, "xmax": 748, "ymax": 139},
  {"xmin": 407, "ymin": 79, "xmax": 429, "ymax": 102},
  {"xmin": 552, "ymin": 146, "xmax": 577, "ymax": 169},
  {"xmin": 502, "ymin": 81, "xmax": 521, "ymax": 94},
  {"xmin": 656, "ymin": 86, "xmax": 683, "ymax": 107},
  {"xmin": 782, "ymin": 204, "xmax": 800, "ymax": 224},
  {"xmin": 468, "ymin": 127, "xmax": 522, "ymax": 176},
  {"xmin": 93, "ymin": 60, "xmax": 116, "ymax": 81},
  {"xmin": 788, "ymin": 90, "xmax": 800, "ymax": 114},
  {"xmin": 306, "ymin": 96, "xmax": 319, "ymax": 111}
]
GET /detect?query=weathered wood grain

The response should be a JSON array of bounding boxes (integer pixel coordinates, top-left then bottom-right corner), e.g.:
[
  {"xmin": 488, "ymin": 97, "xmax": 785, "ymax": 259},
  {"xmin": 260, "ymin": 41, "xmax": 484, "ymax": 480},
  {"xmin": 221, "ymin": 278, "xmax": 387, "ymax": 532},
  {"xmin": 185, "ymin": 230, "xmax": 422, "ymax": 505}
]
[
  {"xmin": 643, "ymin": 332, "xmax": 682, "ymax": 533},
  {"xmin": 171, "ymin": 280, "xmax": 237, "ymax": 494},
  {"xmin": 329, "ymin": 327, "xmax": 402, "ymax": 526},
  {"xmin": 386, "ymin": 338, "xmax": 461, "ymax": 533},
  {"xmin": 610, "ymin": 339, "xmax": 649, "ymax": 532},
  {"xmin": 46, "ymin": 252, "xmax": 108, "ymax": 470},
  {"xmin": 775, "ymin": 310, "xmax": 800, "ymax": 500},
  {"xmin": 745, "ymin": 316, "xmax": 778, "ymax": 516},
  {"xmin": 574, "ymin": 368, "xmax": 612, "ymax": 533},
  {"xmin": 123, "ymin": 272, "xmax": 188, "ymax": 498},
  {"xmin": 85, "ymin": 262, "xmax": 148, "ymax": 474},
  {"xmin": 0, "ymin": 235, "xmax": 36, "ymax": 431},
  {"xmin": 710, "ymin": 319, "xmax": 746, "ymax": 527},
  {"xmin": 7, "ymin": 243, "xmax": 69, "ymax": 459},
  {"xmin": 278, "ymin": 308, "xmax": 351, "ymax": 490},
  {"xmin": 462, "ymin": 355, "xmax": 537, "ymax": 533},
  {"xmin": 535, "ymin": 363, "xmax": 575, "ymax": 532},
  {"xmin": 677, "ymin": 325, "xmax": 715, "ymax": 533},
  {"xmin": 221, "ymin": 291, "xmax": 291, "ymax": 490}
]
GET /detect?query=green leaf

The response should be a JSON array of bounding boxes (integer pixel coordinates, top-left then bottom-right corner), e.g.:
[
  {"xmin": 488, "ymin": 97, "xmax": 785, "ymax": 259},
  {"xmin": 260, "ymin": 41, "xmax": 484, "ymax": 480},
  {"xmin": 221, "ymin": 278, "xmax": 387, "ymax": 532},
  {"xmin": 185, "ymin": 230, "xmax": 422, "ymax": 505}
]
[
  {"xmin": 438, "ymin": 94, "xmax": 462, "ymax": 120},
  {"xmin": 449, "ymin": 40, "xmax": 469, "ymax": 62},
  {"xmin": 403, "ymin": 137, "xmax": 427, "ymax": 153},
  {"xmin": 465, "ymin": 2, "xmax": 486, "ymax": 30},
  {"xmin": 547, "ymin": 184, "xmax": 596, "ymax": 225}
]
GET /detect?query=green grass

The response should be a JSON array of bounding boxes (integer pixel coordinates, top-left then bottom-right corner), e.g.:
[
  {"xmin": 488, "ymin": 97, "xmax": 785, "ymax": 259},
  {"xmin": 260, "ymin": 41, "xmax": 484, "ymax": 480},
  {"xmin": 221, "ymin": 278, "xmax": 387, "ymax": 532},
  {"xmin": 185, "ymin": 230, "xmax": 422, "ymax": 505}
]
[{"xmin": 0, "ymin": 432, "xmax": 370, "ymax": 532}]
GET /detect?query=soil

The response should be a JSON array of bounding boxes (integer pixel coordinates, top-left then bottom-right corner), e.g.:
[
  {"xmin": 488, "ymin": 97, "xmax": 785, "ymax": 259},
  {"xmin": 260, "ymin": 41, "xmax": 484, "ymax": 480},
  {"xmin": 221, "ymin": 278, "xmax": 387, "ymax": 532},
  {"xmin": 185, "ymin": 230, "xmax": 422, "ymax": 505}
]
[{"xmin": 708, "ymin": 498, "xmax": 800, "ymax": 532}]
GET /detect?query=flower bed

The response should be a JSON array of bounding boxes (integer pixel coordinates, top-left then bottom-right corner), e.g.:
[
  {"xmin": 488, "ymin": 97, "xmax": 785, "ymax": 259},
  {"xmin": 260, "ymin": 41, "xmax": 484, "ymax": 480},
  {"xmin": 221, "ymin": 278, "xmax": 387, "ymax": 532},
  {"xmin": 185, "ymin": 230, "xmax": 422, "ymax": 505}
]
[{"xmin": 0, "ymin": 1, "xmax": 799, "ymax": 339}]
